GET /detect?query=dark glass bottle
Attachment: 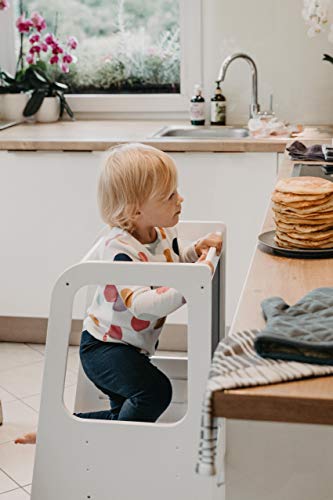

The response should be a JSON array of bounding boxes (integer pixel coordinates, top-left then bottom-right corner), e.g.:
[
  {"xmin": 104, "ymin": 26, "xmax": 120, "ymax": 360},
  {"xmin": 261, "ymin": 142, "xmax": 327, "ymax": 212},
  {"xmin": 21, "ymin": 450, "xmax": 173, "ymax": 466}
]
[
  {"xmin": 190, "ymin": 85, "xmax": 205, "ymax": 125},
  {"xmin": 210, "ymin": 81, "xmax": 226, "ymax": 125}
]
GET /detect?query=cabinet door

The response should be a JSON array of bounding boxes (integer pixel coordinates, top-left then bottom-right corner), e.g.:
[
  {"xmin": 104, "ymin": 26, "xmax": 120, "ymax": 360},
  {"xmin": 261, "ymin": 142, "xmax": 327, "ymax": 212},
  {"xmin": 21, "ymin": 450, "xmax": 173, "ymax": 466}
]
[
  {"xmin": 170, "ymin": 152, "xmax": 277, "ymax": 327},
  {"xmin": 0, "ymin": 151, "xmax": 103, "ymax": 317}
]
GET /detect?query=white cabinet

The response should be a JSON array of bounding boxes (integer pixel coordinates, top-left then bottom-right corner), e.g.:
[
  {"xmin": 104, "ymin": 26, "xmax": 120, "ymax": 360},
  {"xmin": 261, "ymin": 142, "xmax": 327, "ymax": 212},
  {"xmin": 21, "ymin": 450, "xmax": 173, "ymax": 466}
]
[
  {"xmin": 0, "ymin": 150, "xmax": 277, "ymax": 326},
  {"xmin": 0, "ymin": 151, "xmax": 103, "ymax": 318},
  {"xmin": 170, "ymin": 152, "xmax": 277, "ymax": 326}
]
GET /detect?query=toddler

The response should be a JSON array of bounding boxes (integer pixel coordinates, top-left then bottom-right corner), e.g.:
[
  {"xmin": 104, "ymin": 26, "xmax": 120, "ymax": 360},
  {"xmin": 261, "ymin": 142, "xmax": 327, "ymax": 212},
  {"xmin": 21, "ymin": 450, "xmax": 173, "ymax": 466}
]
[
  {"xmin": 16, "ymin": 143, "xmax": 222, "ymax": 442},
  {"xmin": 76, "ymin": 143, "xmax": 221, "ymax": 422}
]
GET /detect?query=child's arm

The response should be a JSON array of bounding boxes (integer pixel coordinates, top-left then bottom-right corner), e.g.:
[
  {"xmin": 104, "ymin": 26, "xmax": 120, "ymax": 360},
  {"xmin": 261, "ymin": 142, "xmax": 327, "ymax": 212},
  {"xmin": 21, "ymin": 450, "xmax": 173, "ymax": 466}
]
[
  {"xmin": 178, "ymin": 240, "xmax": 198, "ymax": 263},
  {"xmin": 104, "ymin": 239, "xmax": 186, "ymax": 319},
  {"xmin": 178, "ymin": 232, "xmax": 223, "ymax": 263},
  {"xmin": 117, "ymin": 284, "xmax": 185, "ymax": 320}
]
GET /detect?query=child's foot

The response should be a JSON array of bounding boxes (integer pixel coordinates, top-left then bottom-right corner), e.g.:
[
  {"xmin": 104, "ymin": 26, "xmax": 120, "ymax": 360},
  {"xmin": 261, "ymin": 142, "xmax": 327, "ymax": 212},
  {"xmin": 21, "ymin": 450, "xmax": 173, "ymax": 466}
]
[{"xmin": 14, "ymin": 432, "xmax": 36, "ymax": 444}]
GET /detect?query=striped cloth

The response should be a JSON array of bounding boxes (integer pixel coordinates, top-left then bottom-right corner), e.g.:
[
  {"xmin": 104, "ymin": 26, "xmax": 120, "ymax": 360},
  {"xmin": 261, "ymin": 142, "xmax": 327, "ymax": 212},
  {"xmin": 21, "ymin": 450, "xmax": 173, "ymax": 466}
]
[{"xmin": 196, "ymin": 328, "xmax": 333, "ymax": 476}]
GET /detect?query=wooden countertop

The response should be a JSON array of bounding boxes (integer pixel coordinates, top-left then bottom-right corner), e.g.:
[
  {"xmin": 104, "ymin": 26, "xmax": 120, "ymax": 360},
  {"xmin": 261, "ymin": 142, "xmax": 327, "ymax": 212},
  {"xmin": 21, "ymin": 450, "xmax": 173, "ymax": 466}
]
[
  {"xmin": 0, "ymin": 120, "xmax": 332, "ymax": 152},
  {"xmin": 213, "ymin": 152, "xmax": 333, "ymax": 425}
]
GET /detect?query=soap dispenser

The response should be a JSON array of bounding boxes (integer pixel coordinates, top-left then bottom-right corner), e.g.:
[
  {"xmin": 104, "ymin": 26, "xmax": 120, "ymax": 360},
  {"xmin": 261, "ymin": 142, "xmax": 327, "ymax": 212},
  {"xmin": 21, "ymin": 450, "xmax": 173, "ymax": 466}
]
[
  {"xmin": 210, "ymin": 81, "xmax": 226, "ymax": 125},
  {"xmin": 190, "ymin": 84, "xmax": 205, "ymax": 126}
]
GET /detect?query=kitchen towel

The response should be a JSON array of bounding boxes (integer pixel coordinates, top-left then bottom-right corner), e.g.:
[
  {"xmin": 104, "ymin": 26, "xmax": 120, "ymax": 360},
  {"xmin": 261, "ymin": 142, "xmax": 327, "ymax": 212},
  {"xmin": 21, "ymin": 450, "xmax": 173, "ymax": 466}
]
[
  {"xmin": 286, "ymin": 141, "xmax": 331, "ymax": 162},
  {"xmin": 254, "ymin": 288, "xmax": 333, "ymax": 364},
  {"xmin": 196, "ymin": 288, "xmax": 333, "ymax": 476}
]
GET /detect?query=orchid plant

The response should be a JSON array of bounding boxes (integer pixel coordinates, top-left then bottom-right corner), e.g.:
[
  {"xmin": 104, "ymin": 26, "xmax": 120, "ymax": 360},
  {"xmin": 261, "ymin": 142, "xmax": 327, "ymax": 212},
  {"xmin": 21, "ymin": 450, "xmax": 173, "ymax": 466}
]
[
  {"xmin": 0, "ymin": 0, "xmax": 77, "ymax": 118},
  {"xmin": 302, "ymin": 0, "xmax": 333, "ymax": 64}
]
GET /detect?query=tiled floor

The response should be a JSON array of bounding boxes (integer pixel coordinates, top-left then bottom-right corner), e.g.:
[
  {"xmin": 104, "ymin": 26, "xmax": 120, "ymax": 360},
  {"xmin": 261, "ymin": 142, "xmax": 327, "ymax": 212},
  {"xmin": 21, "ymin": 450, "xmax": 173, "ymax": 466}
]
[{"xmin": 0, "ymin": 343, "xmax": 79, "ymax": 499}]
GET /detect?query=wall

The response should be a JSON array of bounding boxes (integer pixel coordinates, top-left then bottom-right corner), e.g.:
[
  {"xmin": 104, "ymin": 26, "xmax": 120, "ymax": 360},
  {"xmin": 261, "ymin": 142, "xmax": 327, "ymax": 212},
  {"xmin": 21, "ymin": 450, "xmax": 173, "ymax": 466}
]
[
  {"xmin": 0, "ymin": 5, "xmax": 15, "ymax": 75},
  {"xmin": 202, "ymin": 0, "xmax": 333, "ymax": 125},
  {"xmin": 1, "ymin": 0, "xmax": 332, "ymax": 124}
]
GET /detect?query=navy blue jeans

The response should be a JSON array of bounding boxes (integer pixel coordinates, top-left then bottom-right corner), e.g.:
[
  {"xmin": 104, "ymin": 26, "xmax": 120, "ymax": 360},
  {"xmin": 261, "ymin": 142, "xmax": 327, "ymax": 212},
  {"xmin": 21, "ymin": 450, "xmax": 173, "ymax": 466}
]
[{"xmin": 76, "ymin": 330, "xmax": 172, "ymax": 422}]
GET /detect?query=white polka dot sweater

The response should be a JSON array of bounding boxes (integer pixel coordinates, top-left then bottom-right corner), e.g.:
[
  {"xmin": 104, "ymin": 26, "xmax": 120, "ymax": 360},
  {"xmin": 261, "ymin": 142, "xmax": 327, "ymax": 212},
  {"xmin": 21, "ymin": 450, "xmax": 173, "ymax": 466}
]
[{"xmin": 83, "ymin": 226, "xmax": 198, "ymax": 355}]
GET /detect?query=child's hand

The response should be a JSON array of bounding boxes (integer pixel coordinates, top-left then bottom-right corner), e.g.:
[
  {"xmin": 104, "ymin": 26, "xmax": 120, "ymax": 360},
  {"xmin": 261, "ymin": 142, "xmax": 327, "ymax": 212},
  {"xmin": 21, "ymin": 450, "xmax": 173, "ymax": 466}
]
[
  {"xmin": 196, "ymin": 251, "xmax": 214, "ymax": 274},
  {"xmin": 194, "ymin": 232, "xmax": 222, "ymax": 257}
]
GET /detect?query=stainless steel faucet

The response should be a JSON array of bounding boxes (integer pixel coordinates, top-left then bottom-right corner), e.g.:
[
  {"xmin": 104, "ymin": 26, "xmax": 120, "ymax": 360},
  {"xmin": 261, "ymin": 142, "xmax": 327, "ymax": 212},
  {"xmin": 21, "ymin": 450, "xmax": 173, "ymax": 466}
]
[{"xmin": 217, "ymin": 53, "xmax": 260, "ymax": 118}]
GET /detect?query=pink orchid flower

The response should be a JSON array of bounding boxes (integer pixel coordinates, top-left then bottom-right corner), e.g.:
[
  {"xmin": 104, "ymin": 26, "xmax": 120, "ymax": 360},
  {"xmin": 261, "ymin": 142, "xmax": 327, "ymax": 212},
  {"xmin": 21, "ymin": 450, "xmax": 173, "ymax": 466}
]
[
  {"xmin": 30, "ymin": 44, "xmax": 41, "ymax": 54},
  {"xmin": 16, "ymin": 14, "xmax": 33, "ymax": 33},
  {"xmin": 44, "ymin": 33, "xmax": 56, "ymax": 45},
  {"xmin": 67, "ymin": 36, "xmax": 78, "ymax": 50},
  {"xmin": 30, "ymin": 11, "xmax": 46, "ymax": 32},
  {"xmin": 41, "ymin": 42, "xmax": 48, "ymax": 52},
  {"xmin": 61, "ymin": 63, "xmax": 69, "ymax": 73},
  {"xmin": 26, "ymin": 54, "xmax": 35, "ymax": 65},
  {"xmin": 62, "ymin": 53, "xmax": 73, "ymax": 64},
  {"xmin": 49, "ymin": 55, "xmax": 59, "ymax": 64},
  {"xmin": 0, "ymin": 0, "xmax": 9, "ymax": 11},
  {"xmin": 29, "ymin": 33, "xmax": 40, "ymax": 44},
  {"xmin": 51, "ymin": 43, "xmax": 63, "ymax": 55}
]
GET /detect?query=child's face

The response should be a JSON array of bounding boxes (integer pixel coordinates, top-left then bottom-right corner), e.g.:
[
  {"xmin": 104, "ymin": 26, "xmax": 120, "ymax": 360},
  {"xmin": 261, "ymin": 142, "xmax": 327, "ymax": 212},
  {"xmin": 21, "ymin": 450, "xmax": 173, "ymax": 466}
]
[{"xmin": 138, "ymin": 189, "xmax": 184, "ymax": 228}]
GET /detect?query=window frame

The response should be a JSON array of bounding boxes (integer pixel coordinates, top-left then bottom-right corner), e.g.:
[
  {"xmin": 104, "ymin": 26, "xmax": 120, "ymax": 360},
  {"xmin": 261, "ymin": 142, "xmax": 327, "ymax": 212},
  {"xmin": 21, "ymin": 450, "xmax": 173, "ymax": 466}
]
[
  {"xmin": 0, "ymin": 3, "xmax": 16, "ymax": 76},
  {"xmin": 0, "ymin": 0, "xmax": 203, "ymax": 118}
]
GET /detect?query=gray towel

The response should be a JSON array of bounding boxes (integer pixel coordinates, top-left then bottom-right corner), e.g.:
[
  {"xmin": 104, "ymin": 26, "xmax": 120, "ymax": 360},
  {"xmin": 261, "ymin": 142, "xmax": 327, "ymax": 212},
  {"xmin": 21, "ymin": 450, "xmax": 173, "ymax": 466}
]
[
  {"xmin": 254, "ymin": 287, "xmax": 333, "ymax": 364},
  {"xmin": 196, "ymin": 328, "xmax": 333, "ymax": 476},
  {"xmin": 286, "ymin": 141, "xmax": 326, "ymax": 161}
]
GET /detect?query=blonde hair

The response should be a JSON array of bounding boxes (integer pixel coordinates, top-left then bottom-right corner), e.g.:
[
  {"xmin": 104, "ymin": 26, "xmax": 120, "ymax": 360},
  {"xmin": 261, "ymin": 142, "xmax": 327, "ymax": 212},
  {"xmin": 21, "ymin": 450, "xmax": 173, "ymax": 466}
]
[{"xmin": 98, "ymin": 143, "xmax": 178, "ymax": 232}]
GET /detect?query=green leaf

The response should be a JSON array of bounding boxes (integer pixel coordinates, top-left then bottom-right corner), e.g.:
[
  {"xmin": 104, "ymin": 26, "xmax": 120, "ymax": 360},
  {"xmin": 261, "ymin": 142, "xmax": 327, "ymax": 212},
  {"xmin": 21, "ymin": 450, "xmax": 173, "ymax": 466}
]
[
  {"xmin": 52, "ymin": 81, "xmax": 68, "ymax": 91},
  {"xmin": 26, "ymin": 68, "xmax": 49, "ymax": 86},
  {"xmin": 35, "ymin": 60, "xmax": 48, "ymax": 72},
  {"xmin": 57, "ymin": 93, "xmax": 74, "ymax": 119},
  {"xmin": 0, "ymin": 71, "xmax": 17, "ymax": 85},
  {"xmin": 23, "ymin": 90, "xmax": 47, "ymax": 116},
  {"xmin": 59, "ymin": 95, "xmax": 65, "ymax": 118},
  {"xmin": 323, "ymin": 53, "xmax": 333, "ymax": 64}
]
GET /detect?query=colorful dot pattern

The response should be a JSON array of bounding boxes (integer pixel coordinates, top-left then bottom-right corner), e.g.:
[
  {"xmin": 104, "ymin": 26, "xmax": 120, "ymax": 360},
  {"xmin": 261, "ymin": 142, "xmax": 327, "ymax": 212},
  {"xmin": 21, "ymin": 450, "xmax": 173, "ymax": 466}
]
[
  {"xmin": 172, "ymin": 238, "xmax": 180, "ymax": 256},
  {"xmin": 84, "ymin": 226, "xmax": 190, "ymax": 355}
]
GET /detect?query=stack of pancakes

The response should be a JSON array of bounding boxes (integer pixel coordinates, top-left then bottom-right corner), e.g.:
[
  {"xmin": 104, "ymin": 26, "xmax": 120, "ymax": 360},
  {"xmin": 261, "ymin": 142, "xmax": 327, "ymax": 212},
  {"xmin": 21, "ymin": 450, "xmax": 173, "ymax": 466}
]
[{"xmin": 272, "ymin": 176, "xmax": 333, "ymax": 249}]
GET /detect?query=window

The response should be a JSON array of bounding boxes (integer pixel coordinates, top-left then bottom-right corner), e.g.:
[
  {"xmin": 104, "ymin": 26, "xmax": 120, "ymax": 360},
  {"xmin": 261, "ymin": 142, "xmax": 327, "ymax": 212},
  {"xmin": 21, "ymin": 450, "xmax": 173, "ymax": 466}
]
[{"xmin": 0, "ymin": 0, "xmax": 202, "ymax": 116}]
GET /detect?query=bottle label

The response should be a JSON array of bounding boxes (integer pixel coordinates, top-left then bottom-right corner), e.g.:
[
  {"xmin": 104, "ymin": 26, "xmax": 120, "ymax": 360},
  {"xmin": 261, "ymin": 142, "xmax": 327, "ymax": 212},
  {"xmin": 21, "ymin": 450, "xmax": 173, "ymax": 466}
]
[
  {"xmin": 211, "ymin": 101, "xmax": 226, "ymax": 124},
  {"xmin": 190, "ymin": 102, "xmax": 205, "ymax": 121}
]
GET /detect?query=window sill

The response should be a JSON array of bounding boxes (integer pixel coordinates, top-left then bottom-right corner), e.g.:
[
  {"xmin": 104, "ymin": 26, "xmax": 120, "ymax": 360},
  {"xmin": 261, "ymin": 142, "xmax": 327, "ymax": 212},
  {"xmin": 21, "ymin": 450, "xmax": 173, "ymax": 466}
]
[{"xmin": 67, "ymin": 93, "xmax": 189, "ymax": 112}]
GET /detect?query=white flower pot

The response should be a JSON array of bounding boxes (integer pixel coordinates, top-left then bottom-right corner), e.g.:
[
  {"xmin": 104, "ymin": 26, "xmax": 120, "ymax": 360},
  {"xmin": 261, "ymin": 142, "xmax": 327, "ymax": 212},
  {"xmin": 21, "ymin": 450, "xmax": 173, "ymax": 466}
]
[
  {"xmin": 3, "ymin": 93, "xmax": 29, "ymax": 121},
  {"xmin": 36, "ymin": 96, "xmax": 61, "ymax": 123}
]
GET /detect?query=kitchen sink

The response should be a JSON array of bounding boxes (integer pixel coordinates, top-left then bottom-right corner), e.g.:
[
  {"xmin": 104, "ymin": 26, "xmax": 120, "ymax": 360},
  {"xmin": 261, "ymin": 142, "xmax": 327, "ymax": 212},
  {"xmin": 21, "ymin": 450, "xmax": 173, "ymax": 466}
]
[{"xmin": 152, "ymin": 125, "xmax": 249, "ymax": 139}]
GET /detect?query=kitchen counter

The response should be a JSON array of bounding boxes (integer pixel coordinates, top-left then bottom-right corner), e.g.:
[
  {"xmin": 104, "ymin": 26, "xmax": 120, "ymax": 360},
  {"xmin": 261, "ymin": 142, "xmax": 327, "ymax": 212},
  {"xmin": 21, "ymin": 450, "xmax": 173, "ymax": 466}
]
[
  {"xmin": 213, "ymin": 151, "xmax": 333, "ymax": 425},
  {"xmin": 0, "ymin": 120, "xmax": 332, "ymax": 152}
]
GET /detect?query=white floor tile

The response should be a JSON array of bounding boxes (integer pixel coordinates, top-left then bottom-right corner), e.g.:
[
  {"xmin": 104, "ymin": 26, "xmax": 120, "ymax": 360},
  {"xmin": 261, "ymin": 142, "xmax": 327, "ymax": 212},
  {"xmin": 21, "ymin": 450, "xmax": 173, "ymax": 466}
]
[
  {"xmin": 0, "ymin": 361, "xmax": 77, "ymax": 401},
  {"xmin": 0, "ymin": 441, "xmax": 35, "ymax": 487},
  {"xmin": 0, "ymin": 487, "xmax": 29, "ymax": 498},
  {"xmin": 66, "ymin": 352, "xmax": 80, "ymax": 374},
  {"xmin": 0, "ymin": 388, "xmax": 16, "ymax": 404},
  {"xmin": 25, "ymin": 344, "xmax": 45, "ymax": 355},
  {"xmin": 19, "ymin": 396, "xmax": 39, "ymax": 414},
  {"xmin": 22, "ymin": 383, "xmax": 77, "ymax": 414},
  {"xmin": 65, "ymin": 368, "xmax": 78, "ymax": 387},
  {"xmin": 68, "ymin": 346, "xmax": 79, "ymax": 355},
  {"xmin": 0, "ymin": 400, "xmax": 38, "ymax": 445},
  {"xmin": 0, "ymin": 363, "xmax": 44, "ymax": 400},
  {"xmin": 0, "ymin": 344, "xmax": 42, "ymax": 373},
  {"xmin": 0, "ymin": 470, "xmax": 18, "ymax": 494},
  {"xmin": 27, "ymin": 344, "xmax": 79, "ymax": 356},
  {"xmin": 27, "ymin": 344, "xmax": 80, "ymax": 374}
]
